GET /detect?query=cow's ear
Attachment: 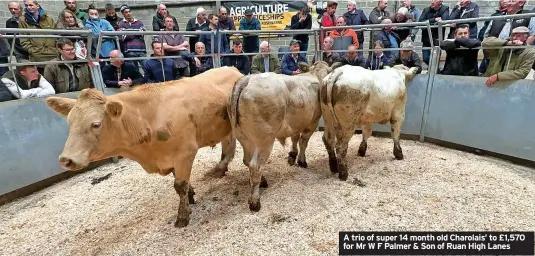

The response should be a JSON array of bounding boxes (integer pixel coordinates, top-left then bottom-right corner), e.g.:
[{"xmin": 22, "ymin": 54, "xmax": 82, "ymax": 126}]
[
  {"xmin": 46, "ymin": 96, "xmax": 76, "ymax": 116},
  {"xmin": 298, "ymin": 62, "xmax": 310, "ymax": 73},
  {"xmin": 105, "ymin": 100, "xmax": 123, "ymax": 119}
]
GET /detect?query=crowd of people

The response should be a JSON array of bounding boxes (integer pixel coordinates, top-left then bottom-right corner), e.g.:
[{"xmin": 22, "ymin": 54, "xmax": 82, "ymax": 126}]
[{"xmin": 0, "ymin": 0, "xmax": 534, "ymax": 102}]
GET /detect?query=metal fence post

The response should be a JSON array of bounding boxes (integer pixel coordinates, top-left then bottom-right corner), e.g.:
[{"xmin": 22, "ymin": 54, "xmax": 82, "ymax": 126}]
[{"xmin": 419, "ymin": 46, "xmax": 440, "ymax": 142}]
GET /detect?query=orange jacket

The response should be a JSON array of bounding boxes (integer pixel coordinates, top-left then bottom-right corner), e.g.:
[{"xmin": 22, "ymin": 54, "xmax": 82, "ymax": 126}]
[{"xmin": 330, "ymin": 29, "xmax": 360, "ymax": 49}]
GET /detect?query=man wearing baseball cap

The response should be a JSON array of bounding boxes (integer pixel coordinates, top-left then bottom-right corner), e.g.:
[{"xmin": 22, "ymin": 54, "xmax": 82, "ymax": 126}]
[
  {"xmin": 281, "ymin": 39, "xmax": 307, "ymax": 75},
  {"xmin": 482, "ymin": 26, "xmax": 535, "ymax": 86}
]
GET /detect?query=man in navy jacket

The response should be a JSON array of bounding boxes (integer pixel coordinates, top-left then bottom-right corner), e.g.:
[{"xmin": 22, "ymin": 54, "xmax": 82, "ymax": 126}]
[
  {"xmin": 103, "ymin": 50, "xmax": 146, "ymax": 88},
  {"xmin": 142, "ymin": 41, "xmax": 178, "ymax": 83}
]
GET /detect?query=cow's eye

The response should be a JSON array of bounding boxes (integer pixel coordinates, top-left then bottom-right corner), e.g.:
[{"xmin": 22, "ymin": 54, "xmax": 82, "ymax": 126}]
[{"xmin": 91, "ymin": 122, "xmax": 101, "ymax": 129}]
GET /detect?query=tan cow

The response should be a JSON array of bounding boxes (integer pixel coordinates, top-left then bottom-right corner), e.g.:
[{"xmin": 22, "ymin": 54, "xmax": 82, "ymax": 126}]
[
  {"xmin": 320, "ymin": 64, "xmax": 419, "ymax": 181},
  {"xmin": 227, "ymin": 61, "xmax": 341, "ymax": 211},
  {"xmin": 46, "ymin": 66, "xmax": 244, "ymax": 228}
]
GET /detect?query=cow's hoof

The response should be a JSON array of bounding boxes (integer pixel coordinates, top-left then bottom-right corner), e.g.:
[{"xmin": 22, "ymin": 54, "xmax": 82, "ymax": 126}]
[
  {"xmin": 296, "ymin": 160, "xmax": 308, "ymax": 168},
  {"xmin": 174, "ymin": 217, "xmax": 190, "ymax": 228},
  {"xmin": 358, "ymin": 143, "xmax": 367, "ymax": 157},
  {"xmin": 394, "ymin": 149, "xmax": 404, "ymax": 160},
  {"xmin": 249, "ymin": 201, "xmax": 261, "ymax": 212},
  {"xmin": 188, "ymin": 186, "xmax": 196, "ymax": 204},
  {"xmin": 339, "ymin": 171, "xmax": 348, "ymax": 181},
  {"xmin": 329, "ymin": 157, "xmax": 338, "ymax": 173},
  {"xmin": 260, "ymin": 175, "xmax": 268, "ymax": 188},
  {"xmin": 205, "ymin": 166, "xmax": 227, "ymax": 178},
  {"xmin": 287, "ymin": 152, "xmax": 297, "ymax": 165}
]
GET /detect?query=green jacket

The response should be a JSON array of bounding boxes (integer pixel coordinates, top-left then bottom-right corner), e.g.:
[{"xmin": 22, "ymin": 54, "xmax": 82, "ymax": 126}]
[
  {"xmin": 250, "ymin": 53, "xmax": 281, "ymax": 74},
  {"xmin": 43, "ymin": 55, "xmax": 93, "ymax": 93},
  {"xmin": 483, "ymin": 37, "xmax": 535, "ymax": 81},
  {"xmin": 18, "ymin": 11, "xmax": 58, "ymax": 63}
]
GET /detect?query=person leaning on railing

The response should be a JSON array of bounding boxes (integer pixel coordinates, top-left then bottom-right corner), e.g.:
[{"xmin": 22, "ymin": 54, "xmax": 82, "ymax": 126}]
[
  {"xmin": 5, "ymin": 1, "xmax": 29, "ymax": 61},
  {"xmin": 281, "ymin": 39, "xmax": 307, "ymax": 75},
  {"xmin": 142, "ymin": 41, "xmax": 177, "ymax": 83},
  {"xmin": 102, "ymin": 49, "xmax": 146, "ymax": 88},
  {"xmin": 43, "ymin": 38, "xmax": 92, "ymax": 94},
  {"xmin": 221, "ymin": 38, "xmax": 250, "ymax": 75},
  {"xmin": 250, "ymin": 41, "xmax": 281, "ymax": 74},
  {"xmin": 0, "ymin": 62, "xmax": 55, "ymax": 100},
  {"xmin": 364, "ymin": 40, "xmax": 389, "ymax": 70},
  {"xmin": 18, "ymin": 0, "xmax": 58, "ymax": 74},
  {"xmin": 482, "ymin": 26, "xmax": 535, "ymax": 86},
  {"xmin": 188, "ymin": 42, "xmax": 213, "ymax": 76},
  {"xmin": 439, "ymin": 24, "xmax": 481, "ymax": 76},
  {"xmin": 85, "ymin": 5, "xmax": 116, "ymax": 61},
  {"xmin": 386, "ymin": 40, "xmax": 422, "ymax": 74}
]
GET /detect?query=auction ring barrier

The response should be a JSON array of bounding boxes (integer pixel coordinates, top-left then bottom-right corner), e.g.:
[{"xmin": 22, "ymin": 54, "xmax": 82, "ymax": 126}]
[{"xmin": 1, "ymin": 14, "xmax": 535, "ymax": 204}]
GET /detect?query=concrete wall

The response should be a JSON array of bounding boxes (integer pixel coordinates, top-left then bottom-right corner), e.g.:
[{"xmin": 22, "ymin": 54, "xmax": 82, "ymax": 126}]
[{"xmin": 2, "ymin": 0, "xmax": 535, "ymax": 63}]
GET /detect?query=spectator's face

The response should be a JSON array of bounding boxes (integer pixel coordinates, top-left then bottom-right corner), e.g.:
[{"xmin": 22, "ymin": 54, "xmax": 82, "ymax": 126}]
[
  {"xmin": 347, "ymin": 3, "xmax": 356, "ymax": 12},
  {"xmin": 232, "ymin": 43, "xmax": 243, "ymax": 53},
  {"xmin": 122, "ymin": 9, "xmax": 132, "ymax": 20},
  {"xmin": 106, "ymin": 9, "xmax": 115, "ymax": 16},
  {"xmin": 198, "ymin": 11, "xmax": 207, "ymax": 21},
  {"xmin": 327, "ymin": 5, "xmax": 337, "ymax": 14},
  {"xmin": 88, "ymin": 9, "xmax": 99, "ymax": 19},
  {"xmin": 455, "ymin": 27, "xmax": 469, "ymax": 39},
  {"xmin": 60, "ymin": 43, "xmax": 76, "ymax": 60},
  {"xmin": 24, "ymin": 1, "xmax": 38, "ymax": 14},
  {"xmin": 400, "ymin": 50, "xmax": 412, "ymax": 60},
  {"xmin": 110, "ymin": 52, "xmax": 123, "ymax": 67},
  {"xmin": 260, "ymin": 45, "xmax": 270, "ymax": 57},
  {"xmin": 290, "ymin": 43, "xmax": 300, "ymax": 53},
  {"xmin": 323, "ymin": 38, "xmax": 333, "ymax": 50},
  {"xmin": 20, "ymin": 67, "xmax": 39, "ymax": 82},
  {"xmin": 347, "ymin": 47, "xmax": 357, "ymax": 59},
  {"xmin": 164, "ymin": 17, "xmax": 174, "ymax": 30},
  {"xmin": 378, "ymin": 0, "xmax": 388, "ymax": 10},
  {"xmin": 245, "ymin": 14, "xmax": 253, "ymax": 22},
  {"xmin": 401, "ymin": 0, "xmax": 411, "ymax": 8},
  {"xmin": 158, "ymin": 5, "xmax": 168, "ymax": 17},
  {"xmin": 64, "ymin": 12, "xmax": 76, "ymax": 26},
  {"xmin": 511, "ymin": 32, "xmax": 529, "ymax": 43},
  {"xmin": 374, "ymin": 45, "xmax": 383, "ymax": 56},
  {"xmin": 460, "ymin": 0, "xmax": 470, "ymax": 7},
  {"xmin": 8, "ymin": 2, "xmax": 22, "ymax": 16},
  {"xmin": 195, "ymin": 43, "xmax": 205, "ymax": 55},
  {"xmin": 396, "ymin": 13, "xmax": 406, "ymax": 21},
  {"xmin": 65, "ymin": 0, "xmax": 76, "ymax": 11},
  {"xmin": 219, "ymin": 8, "xmax": 227, "ymax": 20},
  {"xmin": 431, "ymin": 0, "xmax": 442, "ymax": 9},
  {"xmin": 211, "ymin": 16, "xmax": 219, "ymax": 26},
  {"xmin": 336, "ymin": 17, "xmax": 346, "ymax": 27},
  {"xmin": 508, "ymin": 0, "xmax": 525, "ymax": 11},
  {"xmin": 153, "ymin": 43, "xmax": 164, "ymax": 56}
]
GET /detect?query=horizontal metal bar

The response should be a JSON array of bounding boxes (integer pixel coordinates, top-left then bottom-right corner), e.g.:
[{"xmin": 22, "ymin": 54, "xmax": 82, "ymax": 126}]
[
  {"xmin": 101, "ymin": 30, "xmax": 212, "ymax": 36},
  {"xmin": 318, "ymin": 22, "xmax": 430, "ymax": 31},
  {"xmin": 0, "ymin": 59, "xmax": 92, "ymax": 68},
  {"xmin": 0, "ymin": 28, "xmax": 92, "ymax": 35},
  {"xmin": 438, "ymin": 12, "xmax": 535, "ymax": 25},
  {"xmin": 220, "ymin": 29, "xmax": 314, "ymax": 35},
  {"xmin": 96, "ymin": 54, "xmax": 214, "ymax": 63},
  {"xmin": 0, "ymin": 35, "xmax": 89, "ymax": 39}
]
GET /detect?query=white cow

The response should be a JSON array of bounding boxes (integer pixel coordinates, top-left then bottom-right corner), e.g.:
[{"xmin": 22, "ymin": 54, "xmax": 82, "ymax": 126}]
[
  {"xmin": 320, "ymin": 64, "xmax": 419, "ymax": 181},
  {"xmin": 228, "ymin": 61, "xmax": 340, "ymax": 211}
]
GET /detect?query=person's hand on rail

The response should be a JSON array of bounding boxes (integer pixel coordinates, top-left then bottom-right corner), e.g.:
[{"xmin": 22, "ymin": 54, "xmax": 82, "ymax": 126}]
[{"xmin": 485, "ymin": 74, "xmax": 498, "ymax": 86}]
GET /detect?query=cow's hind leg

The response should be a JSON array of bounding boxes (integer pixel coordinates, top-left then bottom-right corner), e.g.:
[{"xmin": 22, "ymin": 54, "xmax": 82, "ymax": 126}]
[
  {"xmin": 248, "ymin": 142, "xmax": 274, "ymax": 211},
  {"xmin": 173, "ymin": 148, "xmax": 198, "ymax": 228},
  {"xmin": 335, "ymin": 126, "xmax": 356, "ymax": 181},
  {"xmin": 241, "ymin": 136, "xmax": 268, "ymax": 189},
  {"xmin": 322, "ymin": 120, "xmax": 338, "ymax": 174},
  {"xmin": 296, "ymin": 128, "xmax": 315, "ymax": 168},
  {"xmin": 390, "ymin": 111, "xmax": 405, "ymax": 160},
  {"xmin": 287, "ymin": 135, "xmax": 299, "ymax": 166},
  {"xmin": 206, "ymin": 134, "xmax": 236, "ymax": 178},
  {"xmin": 358, "ymin": 122, "xmax": 372, "ymax": 157}
]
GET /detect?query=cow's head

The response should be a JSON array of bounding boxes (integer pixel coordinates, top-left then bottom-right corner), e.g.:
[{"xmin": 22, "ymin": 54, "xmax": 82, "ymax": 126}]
[
  {"xmin": 389, "ymin": 64, "xmax": 419, "ymax": 81},
  {"xmin": 299, "ymin": 61, "xmax": 343, "ymax": 81},
  {"xmin": 46, "ymin": 89, "xmax": 124, "ymax": 171}
]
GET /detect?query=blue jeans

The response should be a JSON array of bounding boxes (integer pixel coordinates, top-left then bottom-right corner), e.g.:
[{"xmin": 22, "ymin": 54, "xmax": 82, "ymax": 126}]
[
  {"xmin": 422, "ymin": 49, "xmax": 430, "ymax": 66},
  {"xmin": 125, "ymin": 51, "xmax": 146, "ymax": 70},
  {"xmin": 299, "ymin": 42, "xmax": 309, "ymax": 59}
]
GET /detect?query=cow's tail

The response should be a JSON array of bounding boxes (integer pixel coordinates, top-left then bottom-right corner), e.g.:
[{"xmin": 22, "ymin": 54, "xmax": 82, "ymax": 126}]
[
  {"xmin": 229, "ymin": 75, "xmax": 250, "ymax": 128},
  {"xmin": 323, "ymin": 67, "xmax": 344, "ymax": 132}
]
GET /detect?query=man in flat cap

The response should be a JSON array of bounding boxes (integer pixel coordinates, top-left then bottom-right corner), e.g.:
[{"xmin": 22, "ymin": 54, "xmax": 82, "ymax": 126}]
[
  {"xmin": 482, "ymin": 26, "xmax": 535, "ymax": 86},
  {"xmin": 387, "ymin": 40, "xmax": 422, "ymax": 74},
  {"xmin": 239, "ymin": 9, "xmax": 261, "ymax": 61}
]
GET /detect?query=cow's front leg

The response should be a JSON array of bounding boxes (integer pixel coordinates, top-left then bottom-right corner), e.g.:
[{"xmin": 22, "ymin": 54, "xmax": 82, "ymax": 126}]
[
  {"xmin": 390, "ymin": 111, "xmax": 405, "ymax": 160},
  {"xmin": 206, "ymin": 134, "xmax": 236, "ymax": 178},
  {"xmin": 358, "ymin": 122, "xmax": 372, "ymax": 157},
  {"xmin": 172, "ymin": 170, "xmax": 196, "ymax": 204},
  {"xmin": 287, "ymin": 135, "xmax": 299, "ymax": 166},
  {"xmin": 296, "ymin": 130, "xmax": 314, "ymax": 168},
  {"xmin": 173, "ymin": 148, "xmax": 197, "ymax": 228}
]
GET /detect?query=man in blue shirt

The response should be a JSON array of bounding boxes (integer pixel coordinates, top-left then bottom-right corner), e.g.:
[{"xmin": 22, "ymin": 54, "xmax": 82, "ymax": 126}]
[{"xmin": 281, "ymin": 39, "xmax": 307, "ymax": 75}]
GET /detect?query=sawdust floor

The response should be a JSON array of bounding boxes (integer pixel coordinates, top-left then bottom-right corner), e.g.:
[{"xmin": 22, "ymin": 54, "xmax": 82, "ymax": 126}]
[{"xmin": 1, "ymin": 132, "xmax": 534, "ymax": 255}]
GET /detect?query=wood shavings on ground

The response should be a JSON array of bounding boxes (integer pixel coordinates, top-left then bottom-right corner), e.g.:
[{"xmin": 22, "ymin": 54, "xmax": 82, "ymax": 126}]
[{"xmin": 1, "ymin": 132, "xmax": 534, "ymax": 255}]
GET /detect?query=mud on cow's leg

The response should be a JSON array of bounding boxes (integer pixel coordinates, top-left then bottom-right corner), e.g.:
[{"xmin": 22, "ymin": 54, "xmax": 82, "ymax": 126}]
[
  {"xmin": 287, "ymin": 135, "xmax": 299, "ymax": 166},
  {"xmin": 390, "ymin": 116, "xmax": 404, "ymax": 160},
  {"xmin": 188, "ymin": 185, "xmax": 196, "ymax": 204},
  {"xmin": 173, "ymin": 149, "xmax": 197, "ymax": 228},
  {"xmin": 322, "ymin": 125, "xmax": 338, "ymax": 174},
  {"xmin": 358, "ymin": 122, "xmax": 372, "ymax": 157},
  {"xmin": 248, "ymin": 143, "xmax": 274, "ymax": 212},
  {"xmin": 206, "ymin": 135, "xmax": 236, "ymax": 178},
  {"xmin": 296, "ymin": 130, "xmax": 314, "ymax": 168},
  {"xmin": 335, "ymin": 129, "xmax": 354, "ymax": 181}
]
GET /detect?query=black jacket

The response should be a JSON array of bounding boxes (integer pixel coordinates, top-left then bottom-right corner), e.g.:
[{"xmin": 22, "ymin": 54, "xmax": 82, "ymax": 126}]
[
  {"xmin": 448, "ymin": 2, "xmax": 479, "ymax": 39},
  {"xmin": 152, "ymin": 13, "xmax": 179, "ymax": 31},
  {"xmin": 0, "ymin": 79, "xmax": 14, "ymax": 102},
  {"xmin": 290, "ymin": 13, "xmax": 312, "ymax": 44},
  {"xmin": 419, "ymin": 4, "xmax": 450, "ymax": 46},
  {"xmin": 102, "ymin": 62, "xmax": 146, "ymax": 88},
  {"xmin": 343, "ymin": 9, "xmax": 369, "ymax": 43},
  {"xmin": 5, "ymin": 17, "xmax": 29, "ymax": 59},
  {"xmin": 221, "ymin": 50, "xmax": 250, "ymax": 75},
  {"xmin": 439, "ymin": 38, "xmax": 481, "ymax": 76}
]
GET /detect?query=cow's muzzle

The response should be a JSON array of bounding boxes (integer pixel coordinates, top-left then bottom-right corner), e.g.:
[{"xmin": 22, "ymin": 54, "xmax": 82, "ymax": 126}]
[{"xmin": 59, "ymin": 155, "xmax": 87, "ymax": 171}]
